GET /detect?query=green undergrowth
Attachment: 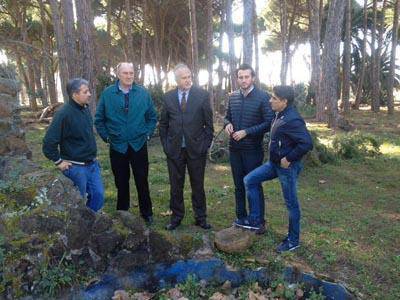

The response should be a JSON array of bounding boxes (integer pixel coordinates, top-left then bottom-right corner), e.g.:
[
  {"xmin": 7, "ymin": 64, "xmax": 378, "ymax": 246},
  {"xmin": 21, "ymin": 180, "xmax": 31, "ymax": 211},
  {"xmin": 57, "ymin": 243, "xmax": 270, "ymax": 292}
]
[{"xmin": 20, "ymin": 109, "xmax": 400, "ymax": 299}]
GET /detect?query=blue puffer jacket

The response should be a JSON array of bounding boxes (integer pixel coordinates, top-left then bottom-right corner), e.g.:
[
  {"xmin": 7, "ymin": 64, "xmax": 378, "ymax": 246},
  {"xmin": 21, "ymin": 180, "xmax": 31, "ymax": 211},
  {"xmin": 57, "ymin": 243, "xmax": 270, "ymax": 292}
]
[
  {"xmin": 269, "ymin": 105, "xmax": 313, "ymax": 164},
  {"xmin": 224, "ymin": 87, "xmax": 274, "ymax": 151},
  {"xmin": 95, "ymin": 81, "xmax": 157, "ymax": 154}
]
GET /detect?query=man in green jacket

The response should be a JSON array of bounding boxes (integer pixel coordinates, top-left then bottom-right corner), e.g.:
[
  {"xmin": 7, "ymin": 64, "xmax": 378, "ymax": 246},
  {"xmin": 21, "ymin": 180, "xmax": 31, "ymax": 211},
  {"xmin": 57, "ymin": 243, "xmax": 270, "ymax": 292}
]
[{"xmin": 95, "ymin": 62, "xmax": 157, "ymax": 224}]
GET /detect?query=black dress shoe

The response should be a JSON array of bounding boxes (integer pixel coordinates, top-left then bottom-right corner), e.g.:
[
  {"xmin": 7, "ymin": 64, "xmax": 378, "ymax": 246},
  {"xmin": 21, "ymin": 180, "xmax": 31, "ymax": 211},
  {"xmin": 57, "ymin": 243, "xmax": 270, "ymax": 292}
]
[
  {"xmin": 144, "ymin": 216, "xmax": 153, "ymax": 225},
  {"xmin": 195, "ymin": 220, "xmax": 212, "ymax": 230},
  {"xmin": 165, "ymin": 222, "xmax": 180, "ymax": 230}
]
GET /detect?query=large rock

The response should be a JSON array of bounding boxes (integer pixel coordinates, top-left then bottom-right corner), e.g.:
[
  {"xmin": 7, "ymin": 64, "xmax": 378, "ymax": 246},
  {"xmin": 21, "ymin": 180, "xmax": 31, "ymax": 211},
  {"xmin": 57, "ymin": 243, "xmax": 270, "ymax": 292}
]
[
  {"xmin": 0, "ymin": 65, "xmax": 29, "ymax": 158},
  {"xmin": 214, "ymin": 226, "xmax": 254, "ymax": 253}
]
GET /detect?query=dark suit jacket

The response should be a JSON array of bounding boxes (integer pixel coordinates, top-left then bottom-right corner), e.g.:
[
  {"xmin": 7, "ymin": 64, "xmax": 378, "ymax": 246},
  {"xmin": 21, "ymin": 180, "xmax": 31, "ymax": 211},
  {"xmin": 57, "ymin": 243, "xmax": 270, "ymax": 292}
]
[{"xmin": 159, "ymin": 86, "xmax": 214, "ymax": 159}]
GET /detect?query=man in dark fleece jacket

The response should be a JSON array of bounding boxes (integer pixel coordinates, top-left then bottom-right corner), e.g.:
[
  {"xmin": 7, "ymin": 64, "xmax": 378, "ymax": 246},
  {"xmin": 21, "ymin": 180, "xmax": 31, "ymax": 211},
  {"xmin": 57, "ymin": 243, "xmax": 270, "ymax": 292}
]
[
  {"xmin": 224, "ymin": 64, "xmax": 274, "ymax": 233},
  {"xmin": 43, "ymin": 78, "xmax": 104, "ymax": 212},
  {"xmin": 244, "ymin": 85, "xmax": 313, "ymax": 253}
]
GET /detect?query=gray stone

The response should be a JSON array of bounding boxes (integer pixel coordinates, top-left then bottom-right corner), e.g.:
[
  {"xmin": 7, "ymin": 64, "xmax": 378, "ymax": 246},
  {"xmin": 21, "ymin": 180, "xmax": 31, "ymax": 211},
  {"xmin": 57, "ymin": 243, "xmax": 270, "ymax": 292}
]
[
  {"xmin": 90, "ymin": 229, "xmax": 123, "ymax": 257},
  {"xmin": 123, "ymin": 232, "xmax": 147, "ymax": 252},
  {"xmin": 92, "ymin": 213, "xmax": 113, "ymax": 234},
  {"xmin": 214, "ymin": 226, "xmax": 254, "ymax": 254},
  {"xmin": 110, "ymin": 249, "xmax": 150, "ymax": 274},
  {"xmin": 117, "ymin": 210, "xmax": 144, "ymax": 231}
]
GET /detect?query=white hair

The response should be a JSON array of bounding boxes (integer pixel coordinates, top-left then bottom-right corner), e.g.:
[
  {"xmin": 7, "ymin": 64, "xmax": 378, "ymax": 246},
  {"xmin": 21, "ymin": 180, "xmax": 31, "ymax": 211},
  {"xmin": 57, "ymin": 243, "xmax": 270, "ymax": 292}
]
[
  {"xmin": 174, "ymin": 63, "xmax": 191, "ymax": 80},
  {"xmin": 116, "ymin": 62, "xmax": 134, "ymax": 75}
]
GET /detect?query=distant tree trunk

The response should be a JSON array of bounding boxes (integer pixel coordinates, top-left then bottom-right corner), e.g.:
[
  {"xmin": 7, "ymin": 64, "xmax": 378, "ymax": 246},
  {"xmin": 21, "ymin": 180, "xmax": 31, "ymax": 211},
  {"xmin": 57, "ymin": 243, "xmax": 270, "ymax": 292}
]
[
  {"xmin": 371, "ymin": 0, "xmax": 380, "ymax": 112},
  {"xmin": 243, "ymin": 0, "xmax": 254, "ymax": 65},
  {"xmin": 226, "ymin": 0, "xmax": 237, "ymax": 91},
  {"xmin": 388, "ymin": 0, "xmax": 400, "ymax": 114},
  {"xmin": 105, "ymin": 0, "xmax": 113, "ymax": 74},
  {"xmin": 124, "ymin": 0, "xmax": 134, "ymax": 63},
  {"xmin": 33, "ymin": 60, "xmax": 48, "ymax": 107},
  {"xmin": 319, "ymin": 0, "xmax": 346, "ymax": 127},
  {"xmin": 375, "ymin": 0, "xmax": 387, "ymax": 111},
  {"xmin": 76, "ymin": 0, "xmax": 97, "ymax": 114},
  {"xmin": 280, "ymin": 0, "xmax": 288, "ymax": 85},
  {"xmin": 252, "ymin": 1, "xmax": 260, "ymax": 85},
  {"xmin": 308, "ymin": 0, "xmax": 321, "ymax": 107},
  {"xmin": 49, "ymin": 0, "xmax": 69, "ymax": 100},
  {"xmin": 206, "ymin": 0, "xmax": 214, "ymax": 112},
  {"xmin": 354, "ymin": 0, "xmax": 368, "ymax": 110},
  {"xmin": 27, "ymin": 58, "xmax": 38, "ymax": 110},
  {"xmin": 139, "ymin": 0, "xmax": 147, "ymax": 84},
  {"xmin": 61, "ymin": 0, "xmax": 78, "ymax": 77},
  {"xmin": 342, "ymin": 0, "xmax": 351, "ymax": 113},
  {"xmin": 39, "ymin": 0, "xmax": 58, "ymax": 104},
  {"xmin": 189, "ymin": 0, "xmax": 199, "ymax": 85},
  {"xmin": 216, "ymin": 7, "xmax": 225, "ymax": 112}
]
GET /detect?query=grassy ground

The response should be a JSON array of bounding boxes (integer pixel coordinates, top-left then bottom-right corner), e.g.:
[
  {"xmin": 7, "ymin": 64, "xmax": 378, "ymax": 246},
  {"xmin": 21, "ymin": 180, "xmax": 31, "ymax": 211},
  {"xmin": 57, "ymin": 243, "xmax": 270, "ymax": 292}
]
[{"xmin": 25, "ymin": 109, "xmax": 400, "ymax": 299}]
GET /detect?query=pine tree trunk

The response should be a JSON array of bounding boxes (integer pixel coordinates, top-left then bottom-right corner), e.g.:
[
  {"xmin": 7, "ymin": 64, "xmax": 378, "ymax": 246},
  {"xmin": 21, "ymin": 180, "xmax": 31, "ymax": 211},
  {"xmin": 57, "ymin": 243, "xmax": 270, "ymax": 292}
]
[
  {"xmin": 49, "ymin": 0, "xmax": 69, "ymax": 100},
  {"xmin": 125, "ymin": 0, "xmax": 134, "ymax": 62},
  {"xmin": 253, "ymin": 1, "xmax": 260, "ymax": 85},
  {"xmin": 106, "ymin": 0, "xmax": 113, "ymax": 74},
  {"xmin": 33, "ymin": 60, "xmax": 48, "ymax": 107},
  {"xmin": 342, "ymin": 0, "xmax": 351, "ymax": 113},
  {"xmin": 189, "ymin": 0, "xmax": 199, "ymax": 85},
  {"xmin": 206, "ymin": 0, "xmax": 214, "ymax": 112},
  {"xmin": 243, "ymin": 0, "xmax": 254, "ymax": 65},
  {"xmin": 308, "ymin": 0, "xmax": 321, "ymax": 107},
  {"xmin": 388, "ymin": 0, "xmax": 400, "ymax": 114},
  {"xmin": 354, "ymin": 0, "xmax": 368, "ymax": 109},
  {"xmin": 39, "ymin": 0, "xmax": 58, "ymax": 104},
  {"xmin": 319, "ymin": 0, "xmax": 346, "ymax": 126},
  {"xmin": 61, "ymin": 0, "xmax": 78, "ymax": 77},
  {"xmin": 139, "ymin": 0, "xmax": 147, "ymax": 84},
  {"xmin": 226, "ymin": 0, "xmax": 237, "ymax": 91},
  {"xmin": 280, "ymin": 0, "xmax": 288, "ymax": 85},
  {"xmin": 76, "ymin": 0, "xmax": 97, "ymax": 114}
]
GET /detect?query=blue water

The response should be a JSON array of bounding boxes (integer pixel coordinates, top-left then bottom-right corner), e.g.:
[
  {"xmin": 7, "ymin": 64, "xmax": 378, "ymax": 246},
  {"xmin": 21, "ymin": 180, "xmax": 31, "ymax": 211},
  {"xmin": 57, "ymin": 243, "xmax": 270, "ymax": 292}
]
[{"xmin": 71, "ymin": 258, "xmax": 355, "ymax": 300}]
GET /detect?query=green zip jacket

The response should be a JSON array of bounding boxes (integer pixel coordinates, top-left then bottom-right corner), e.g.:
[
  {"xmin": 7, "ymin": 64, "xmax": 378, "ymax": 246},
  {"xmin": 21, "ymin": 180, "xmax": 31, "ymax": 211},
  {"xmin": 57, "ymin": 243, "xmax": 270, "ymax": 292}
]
[
  {"xmin": 94, "ymin": 81, "xmax": 158, "ymax": 154},
  {"xmin": 42, "ymin": 99, "xmax": 97, "ymax": 164}
]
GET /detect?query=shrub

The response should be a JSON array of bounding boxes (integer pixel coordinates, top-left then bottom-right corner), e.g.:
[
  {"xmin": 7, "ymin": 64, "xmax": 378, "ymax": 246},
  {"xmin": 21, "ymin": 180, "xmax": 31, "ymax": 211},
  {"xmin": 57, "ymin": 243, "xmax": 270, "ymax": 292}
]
[
  {"xmin": 332, "ymin": 131, "xmax": 381, "ymax": 160},
  {"xmin": 304, "ymin": 131, "xmax": 337, "ymax": 167}
]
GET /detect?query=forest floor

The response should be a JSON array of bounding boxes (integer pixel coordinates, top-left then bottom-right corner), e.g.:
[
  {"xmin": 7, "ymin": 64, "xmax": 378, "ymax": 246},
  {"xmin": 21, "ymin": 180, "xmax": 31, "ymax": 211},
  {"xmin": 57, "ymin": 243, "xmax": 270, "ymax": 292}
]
[{"xmin": 24, "ymin": 108, "xmax": 400, "ymax": 299}]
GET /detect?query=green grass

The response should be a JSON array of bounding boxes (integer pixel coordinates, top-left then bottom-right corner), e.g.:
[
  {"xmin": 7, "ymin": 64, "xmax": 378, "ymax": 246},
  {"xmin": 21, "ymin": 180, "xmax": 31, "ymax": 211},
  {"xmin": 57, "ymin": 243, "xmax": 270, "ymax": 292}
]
[{"xmin": 24, "ymin": 109, "xmax": 400, "ymax": 299}]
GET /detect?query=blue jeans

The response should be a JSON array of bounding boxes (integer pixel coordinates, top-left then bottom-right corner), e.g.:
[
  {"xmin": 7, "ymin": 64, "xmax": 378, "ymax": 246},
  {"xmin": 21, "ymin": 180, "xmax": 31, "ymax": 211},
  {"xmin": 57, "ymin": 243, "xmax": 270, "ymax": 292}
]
[
  {"xmin": 62, "ymin": 161, "xmax": 105, "ymax": 212},
  {"xmin": 229, "ymin": 149, "xmax": 264, "ymax": 222},
  {"xmin": 244, "ymin": 161, "xmax": 303, "ymax": 243}
]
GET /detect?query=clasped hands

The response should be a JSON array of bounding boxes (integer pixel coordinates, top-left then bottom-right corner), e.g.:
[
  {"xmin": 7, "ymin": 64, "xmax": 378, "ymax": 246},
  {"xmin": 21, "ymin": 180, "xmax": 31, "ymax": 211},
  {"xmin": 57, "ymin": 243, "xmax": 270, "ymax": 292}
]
[{"xmin": 224, "ymin": 123, "xmax": 247, "ymax": 141}]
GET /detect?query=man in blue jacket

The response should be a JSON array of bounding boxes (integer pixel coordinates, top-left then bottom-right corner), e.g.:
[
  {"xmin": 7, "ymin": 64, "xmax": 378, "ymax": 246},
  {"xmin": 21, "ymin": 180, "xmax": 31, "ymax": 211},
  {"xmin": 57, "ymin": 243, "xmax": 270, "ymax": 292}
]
[
  {"xmin": 224, "ymin": 64, "xmax": 274, "ymax": 233},
  {"xmin": 244, "ymin": 85, "xmax": 313, "ymax": 253},
  {"xmin": 95, "ymin": 62, "xmax": 157, "ymax": 224},
  {"xmin": 43, "ymin": 78, "xmax": 104, "ymax": 212}
]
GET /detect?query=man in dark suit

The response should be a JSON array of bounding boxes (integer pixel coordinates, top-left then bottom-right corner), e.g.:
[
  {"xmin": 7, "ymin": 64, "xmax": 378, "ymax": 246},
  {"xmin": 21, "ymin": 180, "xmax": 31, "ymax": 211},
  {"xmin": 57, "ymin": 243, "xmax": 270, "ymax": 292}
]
[{"xmin": 159, "ymin": 63, "xmax": 214, "ymax": 230}]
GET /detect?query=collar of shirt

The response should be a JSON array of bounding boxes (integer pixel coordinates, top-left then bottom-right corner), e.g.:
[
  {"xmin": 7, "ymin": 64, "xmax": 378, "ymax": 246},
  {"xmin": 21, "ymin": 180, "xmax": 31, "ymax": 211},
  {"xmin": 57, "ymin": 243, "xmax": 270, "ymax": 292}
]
[
  {"xmin": 240, "ymin": 85, "xmax": 255, "ymax": 98},
  {"xmin": 178, "ymin": 88, "xmax": 191, "ymax": 104},
  {"xmin": 118, "ymin": 83, "xmax": 132, "ymax": 95}
]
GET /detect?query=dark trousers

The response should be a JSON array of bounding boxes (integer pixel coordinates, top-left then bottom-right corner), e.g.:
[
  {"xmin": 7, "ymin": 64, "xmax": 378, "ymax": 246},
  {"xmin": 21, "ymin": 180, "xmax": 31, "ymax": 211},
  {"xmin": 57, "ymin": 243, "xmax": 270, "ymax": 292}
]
[
  {"xmin": 110, "ymin": 144, "xmax": 152, "ymax": 217},
  {"xmin": 229, "ymin": 149, "xmax": 264, "ymax": 222},
  {"xmin": 167, "ymin": 148, "xmax": 207, "ymax": 223}
]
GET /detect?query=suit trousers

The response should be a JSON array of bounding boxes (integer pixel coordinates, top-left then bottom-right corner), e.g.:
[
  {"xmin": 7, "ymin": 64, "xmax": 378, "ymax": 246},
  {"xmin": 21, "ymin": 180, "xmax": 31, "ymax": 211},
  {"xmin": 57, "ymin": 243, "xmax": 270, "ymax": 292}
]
[
  {"xmin": 167, "ymin": 148, "xmax": 207, "ymax": 223},
  {"xmin": 110, "ymin": 144, "xmax": 153, "ymax": 217}
]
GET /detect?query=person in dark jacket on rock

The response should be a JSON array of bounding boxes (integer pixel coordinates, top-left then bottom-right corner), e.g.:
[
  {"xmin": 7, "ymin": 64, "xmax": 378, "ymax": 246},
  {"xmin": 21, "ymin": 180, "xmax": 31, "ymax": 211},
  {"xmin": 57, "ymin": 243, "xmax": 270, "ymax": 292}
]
[
  {"xmin": 43, "ymin": 78, "xmax": 104, "ymax": 212},
  {"xmin": 224, "ymin": 64, "xmax": 274, "ymax": 233},
  {"xmin": 244, "ymin": 85, "xmax": 313, "ymax": 253}
]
